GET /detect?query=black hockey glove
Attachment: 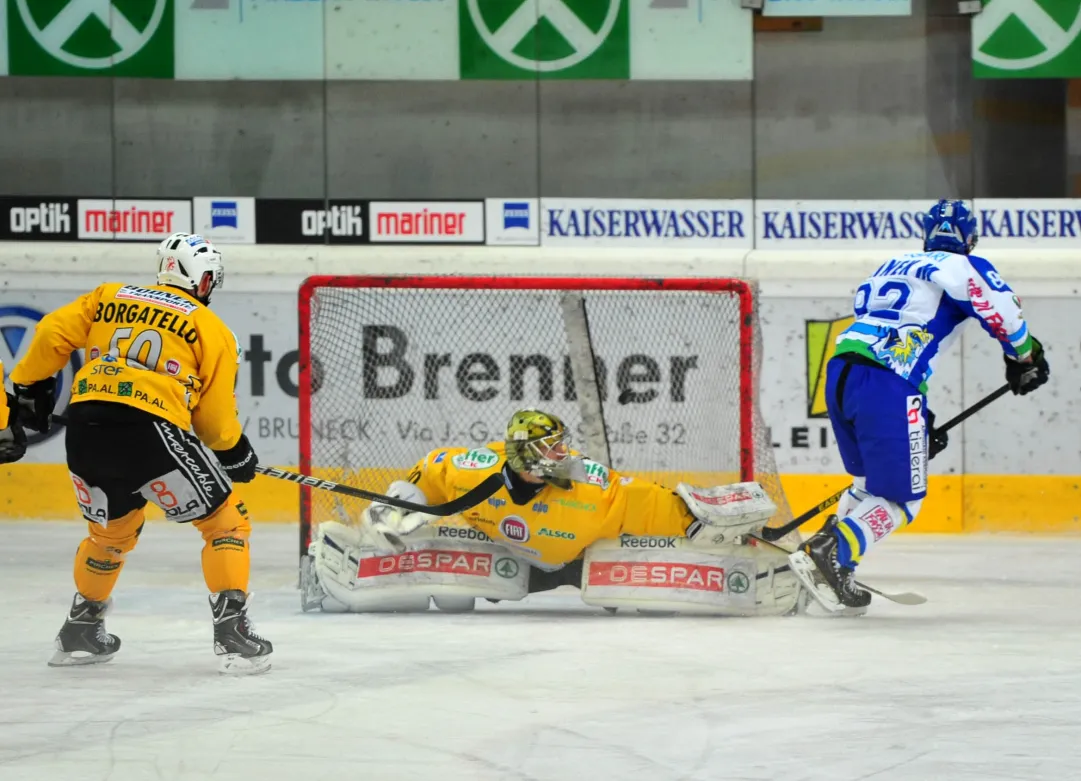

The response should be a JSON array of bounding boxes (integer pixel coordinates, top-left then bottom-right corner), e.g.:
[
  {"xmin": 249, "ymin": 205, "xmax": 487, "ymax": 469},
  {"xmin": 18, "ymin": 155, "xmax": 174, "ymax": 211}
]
[
  {"xmin": 13, "ymin": 376, "xmax": 56, "ymax": 433},
  {"xmin": 925, "ymin": 408, "xmax": 948, "ymax": 460},
  {"xmin": 0, "ymin": 395, "xmax": 27, "ymax": 465},
  {"xmin": 1005, "ymin": 336, "xmax": 1050, "ymax": 396},
  {"xmin": 213, "ymin": 433, "xmax": 258, "ymax": 483}
]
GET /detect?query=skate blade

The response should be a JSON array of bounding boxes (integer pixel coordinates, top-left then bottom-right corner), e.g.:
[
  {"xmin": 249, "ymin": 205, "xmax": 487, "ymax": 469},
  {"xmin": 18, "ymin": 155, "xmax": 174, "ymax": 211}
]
[
  {"xmin": 787, "ymin": 551, "xmax": 845, "ymax": 614},
  {"xmin": 218, "ymin": 653, "xmax": 272, "ymax": 676},
  {"xmin": 48, "ymin": 649, "xmax": 116, "ymax": 667}
]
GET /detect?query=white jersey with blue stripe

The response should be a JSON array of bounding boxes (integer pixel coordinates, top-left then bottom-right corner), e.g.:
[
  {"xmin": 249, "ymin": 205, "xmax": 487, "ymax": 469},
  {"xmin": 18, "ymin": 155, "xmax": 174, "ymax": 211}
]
[{"xmin": 834, "ymin": 250, "xmax": 1033, "ymax": 393}]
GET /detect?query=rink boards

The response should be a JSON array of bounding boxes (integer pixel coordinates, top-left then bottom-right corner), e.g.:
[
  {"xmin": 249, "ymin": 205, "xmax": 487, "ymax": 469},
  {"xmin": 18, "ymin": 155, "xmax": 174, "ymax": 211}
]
[{"xmin": 2, "ymin": 243, "xmax": 1079, "ymax": 534}]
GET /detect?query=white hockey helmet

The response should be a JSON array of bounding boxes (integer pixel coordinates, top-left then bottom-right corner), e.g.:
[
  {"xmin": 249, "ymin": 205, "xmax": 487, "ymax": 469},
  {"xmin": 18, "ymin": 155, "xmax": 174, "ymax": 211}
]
[{"xmin": 156, "ymin": 233, "xmax": 224, "ymax": 304}]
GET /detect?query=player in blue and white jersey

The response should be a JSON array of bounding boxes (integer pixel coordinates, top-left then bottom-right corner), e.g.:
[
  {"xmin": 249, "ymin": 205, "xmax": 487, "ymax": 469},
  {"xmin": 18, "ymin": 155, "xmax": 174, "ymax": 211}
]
[{"xmin": 788, "ymin": 199, "xmax": 1050, "ymax": 613}]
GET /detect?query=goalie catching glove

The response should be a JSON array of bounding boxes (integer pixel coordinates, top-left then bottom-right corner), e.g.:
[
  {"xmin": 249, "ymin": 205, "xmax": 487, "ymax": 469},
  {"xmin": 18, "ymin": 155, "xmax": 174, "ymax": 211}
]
[
  {"xmin": 676, "ymin": 481, "xmax": 777, "ymax": 543},
  {"xmin": 360, "ymin": 480, "xmax": 438, "ymax": 553}
]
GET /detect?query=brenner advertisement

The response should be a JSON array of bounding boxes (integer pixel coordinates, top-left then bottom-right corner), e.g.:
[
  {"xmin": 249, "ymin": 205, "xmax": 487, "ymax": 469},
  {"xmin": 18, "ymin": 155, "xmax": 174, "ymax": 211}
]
[{"xmin": 3, "ymin": 287, "xmax": 1078, "ymax": 479}]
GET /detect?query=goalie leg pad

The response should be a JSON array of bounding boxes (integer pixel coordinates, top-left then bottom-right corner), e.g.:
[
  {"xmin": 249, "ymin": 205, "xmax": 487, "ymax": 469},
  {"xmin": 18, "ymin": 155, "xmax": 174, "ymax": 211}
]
[
  {"xmin": 581, "ymin": 535, "xmax": 804, "ymax": 617},
  {"xmin": 306, "ymin": 520, "xmax": 529, "ymax": 613}
]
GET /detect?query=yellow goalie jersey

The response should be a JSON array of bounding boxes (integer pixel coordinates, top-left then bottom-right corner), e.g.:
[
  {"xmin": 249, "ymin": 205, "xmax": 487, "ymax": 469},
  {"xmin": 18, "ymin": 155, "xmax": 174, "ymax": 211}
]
[
  {"xmin": 407, "ymin": 442, "xmax": 696, "ymax": 570},
  {"xmin": 10, "ymin": 283, "xmax": 243, "ymax": 450}
]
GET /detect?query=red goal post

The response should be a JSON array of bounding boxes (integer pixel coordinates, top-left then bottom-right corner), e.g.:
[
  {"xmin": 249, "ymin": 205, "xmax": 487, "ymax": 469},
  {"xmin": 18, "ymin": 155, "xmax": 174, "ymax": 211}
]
[{"xmin": 297, "ymin": 275, "xmax": 790, "ymax": 556}]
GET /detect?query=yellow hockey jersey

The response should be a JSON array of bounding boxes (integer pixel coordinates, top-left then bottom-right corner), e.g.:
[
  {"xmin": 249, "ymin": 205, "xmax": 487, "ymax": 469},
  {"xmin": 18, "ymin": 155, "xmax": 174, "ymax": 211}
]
[
  {"xmin": 10, "ymin": 283, "xmax": 243, "ymax": 450},
  {"xmin": 0, "ymin": 360, "xmax": 9, "ymax": 430},
  {"xmin": 408, "ymin": 442, "xmax": 695, "ymax": 570}
]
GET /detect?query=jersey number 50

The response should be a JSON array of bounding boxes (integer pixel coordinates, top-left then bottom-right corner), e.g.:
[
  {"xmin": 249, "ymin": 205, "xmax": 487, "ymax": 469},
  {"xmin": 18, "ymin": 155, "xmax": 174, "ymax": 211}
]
[{"xmin": 854, "ymin": 280, "xmax": 911, "ymax": 322}]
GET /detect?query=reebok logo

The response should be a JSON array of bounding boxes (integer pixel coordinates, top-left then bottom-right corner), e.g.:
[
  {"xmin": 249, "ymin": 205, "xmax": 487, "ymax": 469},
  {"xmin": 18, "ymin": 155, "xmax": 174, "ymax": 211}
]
[
  {"xmin": 437, "ymin": 526, "xmax": 493, "ymax": 542},
  {"xmin": 619, "ymin": 536, "xmax": 677, "ymax": 549}
]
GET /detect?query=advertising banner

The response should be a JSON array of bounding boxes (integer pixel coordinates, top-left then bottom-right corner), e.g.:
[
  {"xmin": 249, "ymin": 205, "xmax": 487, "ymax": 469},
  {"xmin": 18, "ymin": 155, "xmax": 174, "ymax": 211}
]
[
  {"xmin": 762, "ymin": 0, "xmax": 911, "ymax": 16},
  {"xmin": 0, "ymin": 197, "xmax": 76, "ymax": 241},
  {"xmin": 485, "ymin": 198, "xmax": 540, "ymax": 246},
  {"xmin": 973, "ymin": 0, "xmax": 1081, "ymax": 79},
  {"xmin": 754, "ymin": 200, "xmax": 933, "ymax": 250},
  {"xmin": 254, "ymin": 199, "xmax": 367, "ymax": 245},
  {"xmin": 0, "ymin": 0, "xmax": 751, "ymax": 81},
  {"xmin": 76, "ymin": 199, "xmax": 192, "ymax": 241},
  {"xmin": 192, "ymin": 197, "xmax": 256, "ymax": 245},
  {"xmin": 973, "ymin": 199, "xmax": 1081, "ymax": 248},
  {"xmin": 540, "ymin": 199, "xmax": 753, "ymax": 248},
  {"xmin": 369, "ymin": 201, "xmax": 485, "ymax": 244}
]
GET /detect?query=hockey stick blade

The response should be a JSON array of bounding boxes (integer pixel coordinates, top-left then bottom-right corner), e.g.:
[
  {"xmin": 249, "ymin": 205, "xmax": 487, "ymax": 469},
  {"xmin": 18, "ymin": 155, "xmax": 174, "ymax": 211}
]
[
  {"xmin": 760, "ymin": 383, "xmax": 1010, "ymax": 543},
  {"xmin": 254, "ymin": 465, "xmax": 504, "ymax": 517},
  {"xmin": 750, "ymin": 534, "xmax": 927, "ymax": 606}
]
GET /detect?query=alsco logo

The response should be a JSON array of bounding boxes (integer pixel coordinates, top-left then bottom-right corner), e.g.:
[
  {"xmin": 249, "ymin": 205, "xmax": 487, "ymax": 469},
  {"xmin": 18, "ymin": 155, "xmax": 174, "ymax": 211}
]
[{"xmin": 538, "ymin": 528, "xmax": 575, "ymax": 540}]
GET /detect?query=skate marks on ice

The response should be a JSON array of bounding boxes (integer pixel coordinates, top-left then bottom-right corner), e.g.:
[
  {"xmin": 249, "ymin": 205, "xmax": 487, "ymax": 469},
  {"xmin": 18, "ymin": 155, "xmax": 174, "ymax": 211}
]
[{"xmin": 1, "ymin": 522, "xmax": 1080, "ymax": 781}]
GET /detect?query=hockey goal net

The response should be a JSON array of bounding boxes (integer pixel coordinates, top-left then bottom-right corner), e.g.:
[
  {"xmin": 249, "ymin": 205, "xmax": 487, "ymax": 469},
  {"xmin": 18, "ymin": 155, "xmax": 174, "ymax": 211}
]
[{"xmin": 297, "ymin": 276, "xmax": 790, "ymax": 555}]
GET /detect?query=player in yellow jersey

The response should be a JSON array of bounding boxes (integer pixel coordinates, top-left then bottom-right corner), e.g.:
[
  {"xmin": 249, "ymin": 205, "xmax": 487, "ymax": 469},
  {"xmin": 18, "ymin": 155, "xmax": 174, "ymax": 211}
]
[
  {"xmin": 0, "ymin": 360, "xmax": 28, "ymax": 464},
  {"xmin": 303, "ymin": 409, "xmax": 804, "ymax": 616},
  {"xmin": 9, "ymin": 233, "xmax": 272, "ymax": 674}
]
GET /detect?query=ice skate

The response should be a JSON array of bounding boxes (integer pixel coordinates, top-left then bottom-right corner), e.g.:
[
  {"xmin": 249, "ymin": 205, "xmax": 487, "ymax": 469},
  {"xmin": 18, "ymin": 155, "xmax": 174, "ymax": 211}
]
[
  {"xmin": 48, "ymin": 594, "xmax": 120, "ymax": 667},
  {"xmin": 788, "ymin": 517, "xmax": 871, "ymax": 613},
  {"xmin": 210, "ymin": 590, "xmax": 273, "ymax": 675}
]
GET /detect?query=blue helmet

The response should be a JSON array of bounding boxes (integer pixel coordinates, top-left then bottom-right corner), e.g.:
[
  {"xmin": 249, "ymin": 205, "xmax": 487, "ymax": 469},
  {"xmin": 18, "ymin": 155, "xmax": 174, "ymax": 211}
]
[{"xmin": 923, "ymin": 199, "xmax": 978, "ymax": 254}]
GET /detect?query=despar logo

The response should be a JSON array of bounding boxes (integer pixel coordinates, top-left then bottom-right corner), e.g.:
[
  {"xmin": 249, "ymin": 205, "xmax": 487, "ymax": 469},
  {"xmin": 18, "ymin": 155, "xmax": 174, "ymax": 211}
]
[
  {"xmin": 541, "ymin": 198, "xmax": 752, "ymax": 248},
  {"xmin": 755, "ymin": 200, "xmax": 931, "ymax": 249},
  {"xmin": 371, "ymin": 201, "xmax": 485, "ymax": 244},
  {"xmin": 78, "ymin": 199, "xmax": 192, "ymax": 241},
  {"xmin": 485, "ymin": 198, "xmax": 539, "ymax": 246},
  {"xmin": 0, "ymin": 305, "xmax": 81, "ymax": 446},
  {"xmin": 193, "ymin": 197, "xmax": 256, "ymax": 244},
  {"xmin": 0, "ymin": 197, "xmax": 75, "ymax": 240},
  {"xmin": 805, "ymin": 315, "xmax": 854, "ymax": 417}
]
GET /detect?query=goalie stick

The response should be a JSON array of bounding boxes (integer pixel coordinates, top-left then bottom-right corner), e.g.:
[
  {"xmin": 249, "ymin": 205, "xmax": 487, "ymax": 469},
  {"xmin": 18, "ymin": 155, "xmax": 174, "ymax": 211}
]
[
  {"xmin": 50, "ymin": 411, "xmax": 506, "ymax": 516},
  {"xmin": 254, "ymin": 465, "xmax": 505, "ymax": 517},
  {"xmin": 759, "ymin": 383, "xmax": 1011, "ymax": 543}
]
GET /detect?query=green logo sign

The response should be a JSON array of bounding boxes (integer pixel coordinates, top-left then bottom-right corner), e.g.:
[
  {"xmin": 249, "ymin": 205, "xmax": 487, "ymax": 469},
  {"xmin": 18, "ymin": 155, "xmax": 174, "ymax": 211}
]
[
  {"xmin": 973, "ymin": 0, "xmax": 1081, "ymax": 77},
  {"xmin": 460, "ymin": 0, "xmax": 628, "ymax": 80},
  {"xmin": 8, "ymin": 0, "xmax": 174, "ymax": 77},
  {"xmin": 494, "ymin": 557, "xmax": 520, "ymax": 578},
  {"xmin": 117, "ymin": 381, "xmax": 133, "ymax": 397},
  {"xmin": 727, "ymin": 571, "xmax": 750, "ymax": 594}
]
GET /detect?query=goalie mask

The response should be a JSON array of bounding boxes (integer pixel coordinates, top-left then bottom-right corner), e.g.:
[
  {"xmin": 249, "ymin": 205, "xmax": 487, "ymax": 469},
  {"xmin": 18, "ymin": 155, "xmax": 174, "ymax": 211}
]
[
  {"xmin": 156, "ymin": 233, "xmax": 224, "ymax": 305},
  {"xmin": 505, "ymin": 409, "xmax": 585, "ymax": 489}
]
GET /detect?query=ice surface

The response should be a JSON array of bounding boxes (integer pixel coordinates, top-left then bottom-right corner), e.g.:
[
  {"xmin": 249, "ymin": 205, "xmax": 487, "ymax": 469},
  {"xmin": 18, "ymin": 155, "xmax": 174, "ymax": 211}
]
[{"xmin": 2, "ymin": 521, "xmax": 1080, "ymax": 781}]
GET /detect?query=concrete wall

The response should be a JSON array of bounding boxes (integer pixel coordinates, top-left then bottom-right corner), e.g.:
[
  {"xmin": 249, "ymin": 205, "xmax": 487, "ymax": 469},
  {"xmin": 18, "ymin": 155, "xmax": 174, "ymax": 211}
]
[{"xmin": 0, "ymin": 2, "xmax": 1067, "ymax": 200}]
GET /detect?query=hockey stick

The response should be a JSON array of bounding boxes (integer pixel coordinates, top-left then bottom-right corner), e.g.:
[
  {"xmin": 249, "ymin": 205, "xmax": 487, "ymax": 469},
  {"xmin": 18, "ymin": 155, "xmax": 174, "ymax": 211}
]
[
  {"xmin": 253, "ymin": 465, "xmax": 505, "ymax": 517},
  {"xmin": 759, "ymin": 382, "xmax": 1011, "ymax": 543},
  {"xmin": 51, "ymin": 413, "xmax": 505, "ymax": 517},
  {"xmin": 751, "ymin": 533, "xmax": 927, "ymax": 605}
]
